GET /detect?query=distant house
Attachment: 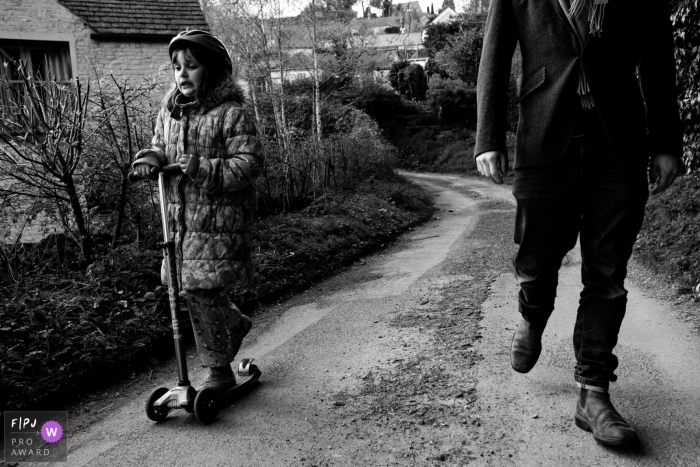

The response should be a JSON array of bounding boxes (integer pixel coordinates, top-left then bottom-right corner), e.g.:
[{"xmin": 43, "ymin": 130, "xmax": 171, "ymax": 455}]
[
  {"xmin": 398, "ymin": 1, "xmax": 426, "ymax": 16},
  {"xmin": 368, "ymin": 32, "xmax": 427, "ymax": 62},
  {"xmin": 0, "ymin": 0, "xmax": 209, "ymax": 84},
  {"xmin": 350, "ymin": 16, "xmax": 402, "ymax": 35},
  {"xmin": 0, "ymin": 0, "xmax": 209, "ymax": 244},
  {"xmin": 431, "ymin": 7, "xmax": 459, "ymax": 24},
  {"xmin": 404, "ymin": 1, "xmax": 427, "ymax": 16},
  {"xmin": 422, "ymin": 7, "xmax": 458, "ymax": 42}
]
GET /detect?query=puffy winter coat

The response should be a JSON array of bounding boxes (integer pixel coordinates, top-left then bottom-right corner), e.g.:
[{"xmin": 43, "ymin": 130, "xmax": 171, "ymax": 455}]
[{"xmin": 138, "ymin": 81, "xmax": 263, "ymax": 291}]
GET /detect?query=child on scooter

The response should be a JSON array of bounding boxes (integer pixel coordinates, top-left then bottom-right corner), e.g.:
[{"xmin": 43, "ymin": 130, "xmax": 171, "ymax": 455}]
[{"xmin": 132, "ymin": 30, "xmax": 263, "ymax": 394}]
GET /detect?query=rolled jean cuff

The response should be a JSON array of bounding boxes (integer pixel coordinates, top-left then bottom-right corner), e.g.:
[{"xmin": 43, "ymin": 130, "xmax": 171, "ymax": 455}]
[
  {"xmin": 518, "ymin": 301, "xmax": 551, "ymax": 326},
  {"xmin": 574, "ymin": 375, "xmax": 609, "ymax": 391}
]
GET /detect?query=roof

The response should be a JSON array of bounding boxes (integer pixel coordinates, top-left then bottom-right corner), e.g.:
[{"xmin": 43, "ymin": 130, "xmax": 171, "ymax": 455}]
[
  {"xmin": 56, "ymin": 0, "xmax": 209, "ymax": 38},
  {"xmin": 431, "ymin": 7, "xmax": 458, "ymax": 24},
  {"xmin": 277, "ymin": 23, "xmax": 342, "ymax": 49},
  {"xmin": 403, "ymin": 1, "xmax": 425, "ymax": 14},
  {"xmin": 366, "ymin": 32, "xmax": 423, "ymax": 49},
  {"xmin": 349, "ymin": 16, "xmax": 400, "ymax": 29}
]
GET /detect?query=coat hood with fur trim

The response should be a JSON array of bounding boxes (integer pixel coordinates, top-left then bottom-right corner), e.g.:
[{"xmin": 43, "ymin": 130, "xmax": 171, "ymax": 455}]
[{"xmin": 167, "ymin": 77, "xmax": 250, "ymax": 119}]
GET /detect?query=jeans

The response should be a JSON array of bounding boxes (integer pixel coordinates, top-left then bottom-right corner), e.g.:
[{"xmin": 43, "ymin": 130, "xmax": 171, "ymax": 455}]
[{"xmin": 512, "ymin": 117, "xmax": 649, "ymax": 389}]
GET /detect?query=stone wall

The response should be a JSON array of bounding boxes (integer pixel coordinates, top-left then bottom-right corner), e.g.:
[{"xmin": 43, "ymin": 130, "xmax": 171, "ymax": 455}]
[{"xmin": 0, "ymin": 0, "xmax": 175, "ymax": 84}]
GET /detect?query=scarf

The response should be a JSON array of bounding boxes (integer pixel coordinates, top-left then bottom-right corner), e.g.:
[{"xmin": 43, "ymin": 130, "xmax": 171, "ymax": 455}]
[
  {"xmin": 567, "ymin": 0, "xmax": 608, "ymax": 109},
  {"xmin": 570, "ymin": 0, "xmax": 608, "ymax": 38}
]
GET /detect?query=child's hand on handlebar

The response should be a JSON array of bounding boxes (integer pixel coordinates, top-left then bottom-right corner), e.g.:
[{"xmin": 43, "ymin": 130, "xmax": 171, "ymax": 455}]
[{"xmin": 134, "ymin": 163, "xmax": 159, "ymax": 179}]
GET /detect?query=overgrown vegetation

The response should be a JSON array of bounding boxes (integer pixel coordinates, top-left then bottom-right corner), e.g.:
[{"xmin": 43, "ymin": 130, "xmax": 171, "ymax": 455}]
[
  {"xmin": 388, "ymin": 61, "xmax": 428, "ymax": 101},
  {"xmin": 423, "ymin": 14, "xmax": 485, "ymax": 87},
  {"xmin": 0, "ymin": 57, "xmax": 168, "ymax": 260},
  {"xmin": 671, "ymin": 0, "xmax": 700, "ymax": 171},
  {"xmin": 635, "ymin": 173, "xmax": 700, "ymax": 294},
  {"xmin": 362, "ymin": 12, "xmax": 519, "ymax": 175},
  {"xmin": 633, "ymin": 1, "xmax": 700, "ymax": 294}
]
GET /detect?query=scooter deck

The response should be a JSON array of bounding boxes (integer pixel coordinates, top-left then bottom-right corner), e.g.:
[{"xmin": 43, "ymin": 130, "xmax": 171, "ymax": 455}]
[{"xmin": 218, "ymin": 358, "xmax": 262, "ymax": 406}]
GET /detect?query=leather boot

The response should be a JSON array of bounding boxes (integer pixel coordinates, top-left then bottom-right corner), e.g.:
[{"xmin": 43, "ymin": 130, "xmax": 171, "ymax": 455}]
[
  {"xmin": 510, "ymin": 318, "xmax": 546, "ymax": 373},
  {"xmin": 575, "ymin": 388, "xmax": 639, "ymax": 447},
  {"xmin": 202, "ymin": 364, "xmax": 236, "ymax": 394}
]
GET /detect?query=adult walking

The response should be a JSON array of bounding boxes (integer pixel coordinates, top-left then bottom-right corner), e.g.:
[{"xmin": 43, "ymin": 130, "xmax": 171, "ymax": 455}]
[{"xmin": 474, "ymin": 0, "xmax": 683, "ymax": 447}]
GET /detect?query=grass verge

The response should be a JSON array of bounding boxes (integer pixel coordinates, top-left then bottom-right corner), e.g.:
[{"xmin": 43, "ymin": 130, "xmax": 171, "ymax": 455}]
[{"xmin": 0, "ymin": 173, "xmax": 434, "ymax": 414}]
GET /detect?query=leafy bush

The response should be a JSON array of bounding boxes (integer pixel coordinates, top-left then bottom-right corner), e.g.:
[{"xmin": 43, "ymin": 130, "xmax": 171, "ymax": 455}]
[
  {"xmin": 423, "ymin": 21, "xmax": 462, "ymax": 57},
  {"xmin": 402, "ymin": 64, "xmax": 428, "ymax": 101},
  {"xmin": 388, "ymin": 62, "xmax": 428, "ymax": 101},
  {"xmin": 421, "ymin": 14, "xmax": 486, "ymax": 87},
  {"xmin": 353, "ymin": 82, "xmax": 411, "ymax": 121},
  {"xmin": 426, "ymin": 76, "xmax": 476, "ymax": 124},
  {"xmin": 388, "ymin": 60, "xmax": 411, "ymax": 91},
  {"xmin": 384, "ymin": 26, "xmax": 400, "ymax": 34},
  {"xmin": 671, "ymin": 0, "xmax": 700, "ymax": 171},
  {"xmin": 433, "ymin": 20, "xmax": 485, "ymax": 87}
]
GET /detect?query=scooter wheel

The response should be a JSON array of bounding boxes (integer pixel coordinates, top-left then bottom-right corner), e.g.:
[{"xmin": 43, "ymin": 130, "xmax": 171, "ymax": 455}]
[
  {"xmin": 145, "ymin": 387, "xmax": 170, "ymax": 421},
  {"xmin": 194, "ymin": 388, "xmax": 219, "ymax": 425}
]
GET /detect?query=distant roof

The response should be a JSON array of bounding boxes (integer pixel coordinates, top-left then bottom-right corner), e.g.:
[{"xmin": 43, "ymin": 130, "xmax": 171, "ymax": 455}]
[
  {"xmin": 278, "ymin": 23, "xmax": 341, "ymax": 49},
  {"xmin": 403, "ymin": 1, "xmax": 425, "ymax": 14},
  {"xmin": 431, "ymin": 7, "xmax": 458, "ymax": 24},
  {"xmin": 57, "ymin": 0, "xmax": 209, "ymax": 39},
  {"xmin": 367, "ymin": 32, "xmax": 423, "ymax": 49},
  {"xmin": 349, "ymin": 16, "xmax": 401, "ymax": 29}
]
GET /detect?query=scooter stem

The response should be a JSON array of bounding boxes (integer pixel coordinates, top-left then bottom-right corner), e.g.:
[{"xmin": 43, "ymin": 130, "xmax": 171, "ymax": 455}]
[{"xmin": 158, "ymin": 172, "xmax": 190, "ymax": 387}]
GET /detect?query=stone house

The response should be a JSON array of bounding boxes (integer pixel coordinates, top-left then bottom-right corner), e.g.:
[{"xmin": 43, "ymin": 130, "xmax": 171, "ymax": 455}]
[
  {"xmin": 0, "ymin": 0, "xmax": 208, "ymax": 244},
  {"xmin": 0, "ymin": 0, "xmax": 209, "ymax": 84}
]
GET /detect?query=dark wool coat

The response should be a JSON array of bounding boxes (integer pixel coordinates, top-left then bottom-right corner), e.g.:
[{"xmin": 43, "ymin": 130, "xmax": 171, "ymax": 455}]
[
  {"xmin": 146, "ymin": 81, "xmax": 264, "ymax": 291},
  {"xmin": 475, "ymin": 0, "xmax": 683, "ymax": 169}
]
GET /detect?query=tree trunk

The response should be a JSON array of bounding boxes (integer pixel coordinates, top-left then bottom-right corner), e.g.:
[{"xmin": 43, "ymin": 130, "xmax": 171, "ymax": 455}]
[
  {"xmin": 248, "ymin": 70, "xmax": 262, "ymax": 128},
  {"xmin": 111, "ymin": 172, "xmax": 129, "ymax": 248},
  {"xmin": 311, "ymin": 0, "xmax": 323, "ymax": 141},
  {"xmin": 63, "ymin": 173, "xmax": 92, "ymax": 259}
]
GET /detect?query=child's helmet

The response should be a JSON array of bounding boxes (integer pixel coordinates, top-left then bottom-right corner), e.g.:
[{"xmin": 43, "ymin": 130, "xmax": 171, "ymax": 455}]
[{"xmin": 169, "ymin": 30, "xmax": 233, "ymax": 73}]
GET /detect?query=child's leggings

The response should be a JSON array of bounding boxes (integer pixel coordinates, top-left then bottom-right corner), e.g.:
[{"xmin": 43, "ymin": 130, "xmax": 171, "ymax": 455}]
[{"xmin": 184, "ymin": 288, "xmax": 251, "ymax": 368}]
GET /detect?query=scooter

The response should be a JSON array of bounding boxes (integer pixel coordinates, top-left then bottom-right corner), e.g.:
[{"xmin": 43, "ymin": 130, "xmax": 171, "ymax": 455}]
[{"xmin": 129, "ymin": 162, "xmax": 261, "ymax": 424}]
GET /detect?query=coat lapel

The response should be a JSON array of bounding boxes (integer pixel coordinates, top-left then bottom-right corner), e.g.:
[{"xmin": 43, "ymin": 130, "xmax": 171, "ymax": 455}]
[{"xmin": 547, "ymin": 0, "xmax": 584, "ymax": 52}]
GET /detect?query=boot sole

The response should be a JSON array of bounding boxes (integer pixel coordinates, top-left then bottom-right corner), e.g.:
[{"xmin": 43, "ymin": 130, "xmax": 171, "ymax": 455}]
[{"xmin": 574, "ymin": 415, "xmax": 639, "ymax": 447}]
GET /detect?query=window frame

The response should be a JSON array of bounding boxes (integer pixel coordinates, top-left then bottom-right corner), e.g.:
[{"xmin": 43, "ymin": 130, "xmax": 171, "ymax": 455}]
[
  {"xmin": 0, "ymin": 33, "xmax": 78, "ymax": 130},
  {"xmin": 0, "ymin": 32, "xmax": 78, "ymax": 81}
]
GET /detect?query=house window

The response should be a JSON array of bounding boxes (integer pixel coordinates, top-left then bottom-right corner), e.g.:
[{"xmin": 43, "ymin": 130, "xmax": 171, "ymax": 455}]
[
  {"xmin": 0, "ymin": 39, "xmax": 73, "ymax": 83},
  {"xmin": 0, "ymin": 39, "xmax": 72, "ymax": 123}
]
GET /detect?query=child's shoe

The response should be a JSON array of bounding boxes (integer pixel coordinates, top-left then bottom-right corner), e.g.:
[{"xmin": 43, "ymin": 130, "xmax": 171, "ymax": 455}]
[{"xmin": 202, "ymin": 365, "xmax": 236, "ymax": 393}]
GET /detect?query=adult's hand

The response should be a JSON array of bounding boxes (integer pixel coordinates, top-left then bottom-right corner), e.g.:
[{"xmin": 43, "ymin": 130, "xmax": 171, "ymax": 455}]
[
  {"xmin": 476, "ymin": 151, "xmax": 509, "ymax": 184},
  {"xmin": 649, "ymin": 154, "xmax": 682, "ymax": 195}
]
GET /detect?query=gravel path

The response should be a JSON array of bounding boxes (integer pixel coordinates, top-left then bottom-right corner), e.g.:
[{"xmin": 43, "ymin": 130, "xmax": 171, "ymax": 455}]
[{"xmin": 22, "ymin": 172, "xmax": 700, "ymax": 467}]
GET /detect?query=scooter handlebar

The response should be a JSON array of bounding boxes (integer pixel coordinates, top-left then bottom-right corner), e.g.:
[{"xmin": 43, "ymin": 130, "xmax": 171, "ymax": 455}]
[{"xmin": 128, "ymin": 164, "xmax": 182, "ymax": 183}]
